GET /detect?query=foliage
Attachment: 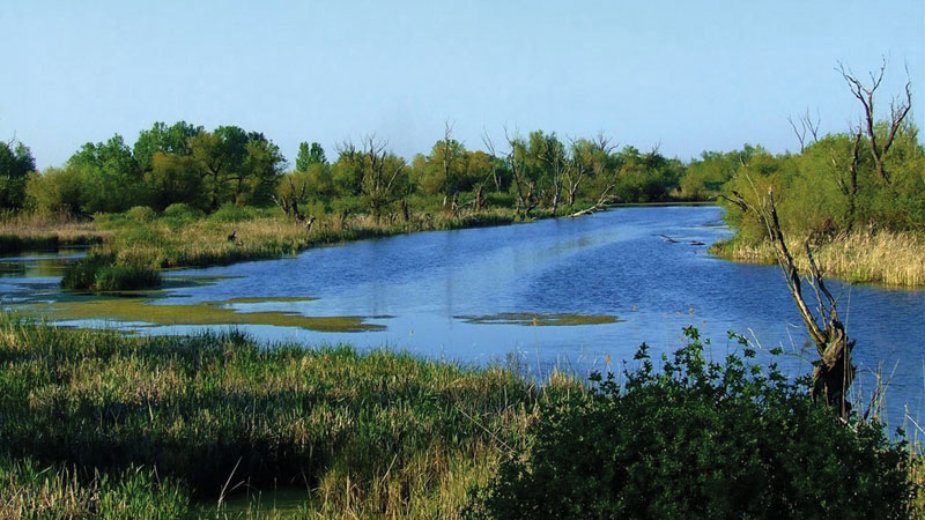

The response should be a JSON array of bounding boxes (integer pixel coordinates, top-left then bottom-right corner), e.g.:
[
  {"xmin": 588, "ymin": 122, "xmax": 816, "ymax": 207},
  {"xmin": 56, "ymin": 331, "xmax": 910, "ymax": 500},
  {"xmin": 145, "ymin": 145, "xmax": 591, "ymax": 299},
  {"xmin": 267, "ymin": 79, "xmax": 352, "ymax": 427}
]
[
  {"xmin": 295, "ymin": 141, "xmax": 327, "ymax": 171},
  {"xmin": 125, "ymin": 205, "xmax": 157, "ymax": 223},
  {"xmin": 0, "ymin": 140, "xmax": 35, "ymax": 210},
  {"xmin": 60, "ymin": 253, "xmax": 161, "ymax": 292},
  {"xmin": 25, "ymin": 167, "xmax": 84, "ymax": 217},
  {"xmin": 467, "ymin": 328, "xmax": 912, "ymax": 519},
  {"xmin": 68, "ymin": 134, "xmax": 146, "ymax": 214}
]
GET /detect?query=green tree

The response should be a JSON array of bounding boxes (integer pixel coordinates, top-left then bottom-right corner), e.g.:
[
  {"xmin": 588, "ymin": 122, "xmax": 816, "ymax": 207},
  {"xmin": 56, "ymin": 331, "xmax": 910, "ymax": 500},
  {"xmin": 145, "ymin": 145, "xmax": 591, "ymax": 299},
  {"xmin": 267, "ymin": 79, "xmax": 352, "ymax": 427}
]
[
  {"xmin": 189, "ymin": 126, "xmax": 285, "ymax": 210},
  {"xmin": 144, "ymin": 153, "xmax": 205, "ymax": 211},
  {"xmin": 25, "ymin": 167, "xmax": 85, "ymax": 216},
  {"xmin": 68, "ymin": 135, "xmax": 144, "ymax": 213},
  {"xmin": 295, "ymin": 141, "xmax": 327, "ymax": 171},
  {"xmin": 133, "ymin": 121, "xmax": 202, "ymax": 172},
  {"xmin": 0, "ymin": 141, "xmax": 35, "ymax": 210}
]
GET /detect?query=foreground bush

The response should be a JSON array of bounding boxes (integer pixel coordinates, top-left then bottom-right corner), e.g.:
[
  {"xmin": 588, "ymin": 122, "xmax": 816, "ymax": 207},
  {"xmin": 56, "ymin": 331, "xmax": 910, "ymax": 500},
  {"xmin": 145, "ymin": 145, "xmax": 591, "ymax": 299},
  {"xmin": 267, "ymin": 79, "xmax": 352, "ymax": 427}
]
[{"xmin": 467, "ymin": 328, "xmax": 912, "ymax": 519}]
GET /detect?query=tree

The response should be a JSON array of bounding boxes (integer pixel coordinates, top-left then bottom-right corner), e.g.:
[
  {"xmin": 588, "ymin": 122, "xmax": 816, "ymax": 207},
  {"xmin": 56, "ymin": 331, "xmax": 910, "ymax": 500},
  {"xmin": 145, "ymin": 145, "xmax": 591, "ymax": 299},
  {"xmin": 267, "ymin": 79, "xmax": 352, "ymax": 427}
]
[
  {"xmin": 726, "ymin": 189, "xmax": 854, "ymax": 417},
  {"xmin": 68, "ymin": 134, "xmax": 144, "ymax": 213},
  {"xmin": 0, "ymin": 140, "xmax": 35, "ymax": 210},
  {"xmin": 839, "ymin": 60, "xmax": 912, "ymax": 184},
  {"xmin": 189, "ymin": 126, "xmax": 285, "ymax": 210},
  {"xmin": 145, "ymin": 153, "xmax": 205, "ymax": 211},
  {"xmin": 296, "ymin": 141, "xmax": 327, "ymax": 171},
  {"xmin": 357, "ymin": 136, "xmax": 409, "ymax": 223},
  {"xmin": 25, "ymin": 167, "xmax": 84, "ymax": 216},
  {"xmin": 133, "ymin": 121, "xmax": 202, "ymax": 172}
]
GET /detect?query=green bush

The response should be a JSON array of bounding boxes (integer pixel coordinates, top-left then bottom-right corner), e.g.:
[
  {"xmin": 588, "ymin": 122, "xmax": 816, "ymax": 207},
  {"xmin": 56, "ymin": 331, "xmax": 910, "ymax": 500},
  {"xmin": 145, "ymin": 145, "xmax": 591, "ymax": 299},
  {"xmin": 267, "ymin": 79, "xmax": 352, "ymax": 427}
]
[
  {"xmin": 208, "ymin": 203, "xmax": 259, "ymax": 223},
  {"xmin": 467, "ymin": 328, "xmax": 912, "ymax": 519},
  {"xmin": 61, "ymin": 253, "xmax": 161, "ymax": 292},
  {"xmin": 163, "ymin": 202, "xmax": 201, "ymax": 219},
  {"xmin": 125, "ymin": 205, "xmax": 157, "ymax": 223}
]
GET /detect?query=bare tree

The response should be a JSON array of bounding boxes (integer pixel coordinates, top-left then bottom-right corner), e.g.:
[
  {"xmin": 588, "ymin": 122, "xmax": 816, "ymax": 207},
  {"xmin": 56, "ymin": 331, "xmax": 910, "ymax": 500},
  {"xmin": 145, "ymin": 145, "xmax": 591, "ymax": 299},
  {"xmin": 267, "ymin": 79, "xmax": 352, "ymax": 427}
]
[
  {"xmin": 359, "ymin": 136, "xmax": 406, "ymax": 223},
  {"xmin": 726, "ymin": 187, "xmax": 854, "ymax": 418},
  {"xmin": 502, "ymin": 130, "xmax": 538, "ymax": 219},
  {"xmin": 838, "ymin": 59, "xmax": 912, "ymax": 184},
  {"xmin": 788, "ymin": 108, "xmax": 821, "ymax": 153}
]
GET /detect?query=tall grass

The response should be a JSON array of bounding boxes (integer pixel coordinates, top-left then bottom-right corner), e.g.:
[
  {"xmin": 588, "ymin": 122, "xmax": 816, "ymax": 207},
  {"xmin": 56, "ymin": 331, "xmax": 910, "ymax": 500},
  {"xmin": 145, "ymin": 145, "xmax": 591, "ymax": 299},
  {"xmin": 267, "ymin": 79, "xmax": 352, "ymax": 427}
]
[
  {"xmin": 0, "ymin": 457, "xmax": 187, "ymax": 519},
  {"xmin": 0, "ymin": 317, "xmax": 565, "ymax": 517},
  {"xmin": 0, "ymin": 212, "xmax": 107, "ymax": 254},
  {"xmin": 710, "ymin": 230, "xmax": 925, "ymax": 287}
]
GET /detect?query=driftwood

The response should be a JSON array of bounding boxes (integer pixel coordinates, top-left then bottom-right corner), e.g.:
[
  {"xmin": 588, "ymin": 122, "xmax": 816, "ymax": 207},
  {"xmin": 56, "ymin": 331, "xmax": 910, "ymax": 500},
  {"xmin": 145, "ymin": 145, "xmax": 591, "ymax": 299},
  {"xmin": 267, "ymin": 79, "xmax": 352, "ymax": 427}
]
[{"xmin": 728, "ymin": 189, "xmax": 854, "ymax": 418}]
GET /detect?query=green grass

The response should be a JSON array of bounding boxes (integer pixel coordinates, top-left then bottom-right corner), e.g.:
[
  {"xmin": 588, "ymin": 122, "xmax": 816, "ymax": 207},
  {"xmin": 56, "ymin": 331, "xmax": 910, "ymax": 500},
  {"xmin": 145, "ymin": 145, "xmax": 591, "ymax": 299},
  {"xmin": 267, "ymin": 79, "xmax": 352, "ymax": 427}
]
[{"xmin": 0, "ymin": 317, "xmax": 561, "ymax": 518}]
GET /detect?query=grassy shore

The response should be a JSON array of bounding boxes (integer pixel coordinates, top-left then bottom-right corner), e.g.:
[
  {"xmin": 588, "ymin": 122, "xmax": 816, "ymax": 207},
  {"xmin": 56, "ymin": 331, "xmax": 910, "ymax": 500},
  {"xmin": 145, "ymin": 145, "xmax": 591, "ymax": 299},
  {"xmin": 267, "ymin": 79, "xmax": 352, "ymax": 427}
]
[
  {"xmin": 0, "ymin": 317, "xmax": 570, "ymax": 518},
  {"xmin": 10, "ymin": 204, "xmax": 562, "ymax": 292},
  {"xmin": 710, "ymin": 230, "xmax": 925, "ymax": 287},
  {"xmin": 0, "ymin": 212, "xmax": 108, "ymax": 254},
  {"xmin": 2, "ymin": 318, "xmax": 921, "ymax": 517}
]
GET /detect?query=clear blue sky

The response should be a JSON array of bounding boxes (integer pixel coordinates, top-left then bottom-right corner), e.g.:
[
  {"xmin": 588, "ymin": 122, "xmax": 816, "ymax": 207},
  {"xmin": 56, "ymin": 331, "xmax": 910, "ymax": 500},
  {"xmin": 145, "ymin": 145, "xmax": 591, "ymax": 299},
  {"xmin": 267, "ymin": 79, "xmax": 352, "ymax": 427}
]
[{"xmin": 2, "ymin": 0, "xmax": 922, "ymax": 169}]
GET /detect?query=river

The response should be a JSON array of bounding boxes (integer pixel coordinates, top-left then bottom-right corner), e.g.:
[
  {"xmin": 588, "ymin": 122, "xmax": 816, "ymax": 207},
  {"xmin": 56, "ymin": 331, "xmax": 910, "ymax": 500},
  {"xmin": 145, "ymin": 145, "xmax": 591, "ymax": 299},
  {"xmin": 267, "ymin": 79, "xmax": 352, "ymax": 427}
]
[{"xmin": 3, "ymin": 206, "xmax": 924, "ymax": 430}]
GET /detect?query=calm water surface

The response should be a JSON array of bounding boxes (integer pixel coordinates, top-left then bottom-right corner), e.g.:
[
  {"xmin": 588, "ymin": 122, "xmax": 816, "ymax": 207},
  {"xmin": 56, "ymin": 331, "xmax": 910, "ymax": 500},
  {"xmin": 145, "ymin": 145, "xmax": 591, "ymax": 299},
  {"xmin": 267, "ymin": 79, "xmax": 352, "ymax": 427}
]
[{"xmin": 3, "ymin": 207, "xmax": 924, "ymax": 428}]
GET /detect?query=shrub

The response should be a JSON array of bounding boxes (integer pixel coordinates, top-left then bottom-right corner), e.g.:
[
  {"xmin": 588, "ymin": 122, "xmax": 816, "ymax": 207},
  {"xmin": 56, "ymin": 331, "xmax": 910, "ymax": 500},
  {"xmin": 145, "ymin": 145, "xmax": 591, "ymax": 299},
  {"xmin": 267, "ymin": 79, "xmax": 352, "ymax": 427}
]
[
  {"xmin": 208, "ymin": 203, "xmax": 258, "ymax": 223},
  {"xmin": 466, "ymin": 328, "xmax": 912, "ymax": 519},
  {"xmin": 61, "ymin": 253, "xmax": 161, "ymax": 292},
  {"xmin": 125, "ymin": 205, "xmax": 157, "ymax": 223},
  {"xmin": 163, "ymin": 202, "xmax": 201, "ymax": 219}
]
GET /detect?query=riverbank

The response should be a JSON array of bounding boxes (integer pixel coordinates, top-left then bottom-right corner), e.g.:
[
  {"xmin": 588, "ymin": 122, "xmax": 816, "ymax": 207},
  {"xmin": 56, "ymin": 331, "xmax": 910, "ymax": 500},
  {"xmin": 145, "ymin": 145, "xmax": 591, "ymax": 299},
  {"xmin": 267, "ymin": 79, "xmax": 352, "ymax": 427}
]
[
  {"xmin": 0, "ymin": 213, "xmax": 108, "ymax": 254},
  {"xmin": 0, "ymin": 317, "xmax": 556, "ymax": 518},
  {"xmin": 709, "ymin": 230, "xmax": 925, "ymax": 288},
  {"xmin": 8, "ymin": 205, "xmax": 567, "ymax": 292},
  {"xmin": 1, "ymin": 318, "xmax": 919, "ymax": 517}
]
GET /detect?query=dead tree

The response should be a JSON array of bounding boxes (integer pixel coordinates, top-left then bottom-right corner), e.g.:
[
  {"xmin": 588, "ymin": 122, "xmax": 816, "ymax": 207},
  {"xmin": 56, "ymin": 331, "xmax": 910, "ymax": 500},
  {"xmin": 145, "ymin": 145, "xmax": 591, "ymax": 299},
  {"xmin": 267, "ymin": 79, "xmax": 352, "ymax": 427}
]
[
  {"xmin": 497, "ymin": 130, "xmax": 537, "ymax": 219},
  {"xmin": 788, "ymin": 108, "xmax": 821, "ymax": 153},
  {"xmin": 726, "ymin": 188, "xmax": 855, "ymax": 418},
  {"xmin": 838, "ymin": 60, "xmax": 912, "ymax": 184}
]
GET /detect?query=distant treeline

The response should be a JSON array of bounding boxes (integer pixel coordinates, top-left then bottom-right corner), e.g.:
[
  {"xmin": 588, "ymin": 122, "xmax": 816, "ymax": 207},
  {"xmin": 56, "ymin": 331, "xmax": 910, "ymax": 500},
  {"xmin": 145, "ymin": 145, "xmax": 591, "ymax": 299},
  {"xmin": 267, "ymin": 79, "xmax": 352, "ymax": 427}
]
[
  {"xmin": 0, "ymin": 124, "xmax": 716, "ymax": 221},
  {"xmin": 2, "ymin": 114, "xmax": 922, "ymax": 231}
]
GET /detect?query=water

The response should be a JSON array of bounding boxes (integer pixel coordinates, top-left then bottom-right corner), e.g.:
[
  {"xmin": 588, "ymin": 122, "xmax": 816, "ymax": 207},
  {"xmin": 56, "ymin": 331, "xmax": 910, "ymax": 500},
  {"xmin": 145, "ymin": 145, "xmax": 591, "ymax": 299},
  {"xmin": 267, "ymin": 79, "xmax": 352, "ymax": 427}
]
[{"xmin": 4, "ymin": 207, "xmax": 925, "ymax": 429}]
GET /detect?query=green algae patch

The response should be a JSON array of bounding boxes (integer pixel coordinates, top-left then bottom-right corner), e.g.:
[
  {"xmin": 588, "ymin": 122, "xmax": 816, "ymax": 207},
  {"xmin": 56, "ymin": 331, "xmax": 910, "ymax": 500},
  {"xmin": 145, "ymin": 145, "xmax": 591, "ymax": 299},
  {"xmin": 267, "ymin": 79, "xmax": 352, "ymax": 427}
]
[
  {"xmin": 217, "ymin": 296, "xmax": 318, "ymax": 304},
  {"xmin": 457, "ymin": 312, "xmax": 620, "ymax": 327},
  {"xmin": 20, "ymin": 298, "xmax": 383, "ymax": 333}
]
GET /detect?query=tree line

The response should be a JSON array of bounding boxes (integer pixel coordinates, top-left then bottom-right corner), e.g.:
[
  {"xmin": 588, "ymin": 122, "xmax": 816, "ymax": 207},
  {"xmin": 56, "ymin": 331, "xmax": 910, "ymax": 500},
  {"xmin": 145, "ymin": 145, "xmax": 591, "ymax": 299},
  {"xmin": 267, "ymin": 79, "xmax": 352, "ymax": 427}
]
[{"xmin": 1, "ymin": 124, "xmax": 701, "ymax": 220}]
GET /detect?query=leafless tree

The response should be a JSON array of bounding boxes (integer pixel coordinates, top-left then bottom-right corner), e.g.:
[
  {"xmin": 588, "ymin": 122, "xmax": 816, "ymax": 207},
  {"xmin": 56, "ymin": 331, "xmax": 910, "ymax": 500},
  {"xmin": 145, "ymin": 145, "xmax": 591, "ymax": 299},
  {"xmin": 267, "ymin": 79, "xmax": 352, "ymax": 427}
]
[
  {"xmin": 360, "ymin": 135, "xmax": 406, "ymax": 223},
  {"xmin": 788, "ymin": 108, "xmax": 821, "ymax": 153},
  {"xmin": 726, "ymin": 187, "xmax": 854, "ymax": 418},
  {"xmin": 838, "ymin": 59, "xmax": 912, "ymax": 184}
]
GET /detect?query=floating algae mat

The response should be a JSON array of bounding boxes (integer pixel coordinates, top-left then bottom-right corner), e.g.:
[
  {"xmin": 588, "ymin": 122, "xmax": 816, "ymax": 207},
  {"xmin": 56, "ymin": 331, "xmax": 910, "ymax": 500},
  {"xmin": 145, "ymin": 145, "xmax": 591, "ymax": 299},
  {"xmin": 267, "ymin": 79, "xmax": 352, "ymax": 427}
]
[
  {"xmin": 218, "ymin": 296, "xmax": 318, "ymax": 304},
  {"xmin": 457, "ymin": 312, "xmax": 620, "ymax": 327},
  {"xmin": 20, "ymin": 296, "xmax": 382, "ymax": 333}
]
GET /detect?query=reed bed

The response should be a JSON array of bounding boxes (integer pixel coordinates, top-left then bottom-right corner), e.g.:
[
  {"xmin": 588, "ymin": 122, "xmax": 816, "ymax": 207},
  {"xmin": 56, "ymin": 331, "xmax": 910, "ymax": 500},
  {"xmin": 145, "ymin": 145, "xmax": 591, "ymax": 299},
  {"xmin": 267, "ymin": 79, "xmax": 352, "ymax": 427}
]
[
  {"xmin": 0, "ymin": 212, "xmax": 107, "ymax": 254},
  {"xmin": 101, "ymin": 208, "xmax": 523, "ymax": 271},
  {"xmin": 710, "ymin": 230, "xmax": 925, "ymax": 287},
  {"xmin": 0, "ymin": 317, "xmax": 565, "ymax": 517}
]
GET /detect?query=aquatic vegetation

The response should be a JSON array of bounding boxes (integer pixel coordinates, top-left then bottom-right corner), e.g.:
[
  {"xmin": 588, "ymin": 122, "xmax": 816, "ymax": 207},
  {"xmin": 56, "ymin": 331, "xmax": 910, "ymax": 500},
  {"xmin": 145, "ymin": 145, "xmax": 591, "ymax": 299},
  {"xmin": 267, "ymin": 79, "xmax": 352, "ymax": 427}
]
[
  {"xmin": 218, "ymin": 296, "xmax": 318, "ymax": 304},
  {"xmin": 0, "ymin": 456, "xmax": 188, "ymax": 519},
  {"xmin": 457, "ymin": 312, "xmax": 620, "ymax": 327},
  {"xmin": 20, "ymin": 296, "xmax": 382, "ymax": 332},
  {"xmin": 0, "ymin": 318, "xmax": 548, "ymax": 517}
]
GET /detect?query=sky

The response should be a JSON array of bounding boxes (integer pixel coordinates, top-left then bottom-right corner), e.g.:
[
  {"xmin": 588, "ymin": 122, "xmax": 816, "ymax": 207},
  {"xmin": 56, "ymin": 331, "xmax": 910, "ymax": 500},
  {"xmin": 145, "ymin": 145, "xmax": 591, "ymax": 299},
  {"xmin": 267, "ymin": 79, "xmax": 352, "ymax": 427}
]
[{"xmin": 1, "ymin": 0, "xmax": 923, "ymax": 170}]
